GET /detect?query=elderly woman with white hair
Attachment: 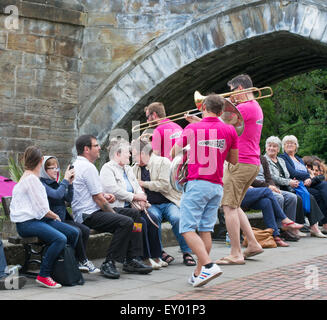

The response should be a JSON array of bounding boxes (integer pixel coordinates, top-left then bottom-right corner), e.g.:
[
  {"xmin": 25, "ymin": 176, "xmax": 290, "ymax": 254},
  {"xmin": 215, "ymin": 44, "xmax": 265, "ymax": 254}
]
[
  {"xmin": 265, "ymin": 136, "xmax": 326, "ymax": 237},
  {"xmin": 99, "ymin": 138, "xmax": 166, "ymax": 270}
]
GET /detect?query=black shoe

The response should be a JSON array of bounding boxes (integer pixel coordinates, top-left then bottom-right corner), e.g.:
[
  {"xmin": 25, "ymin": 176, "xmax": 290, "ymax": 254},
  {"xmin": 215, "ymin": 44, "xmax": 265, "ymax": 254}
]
[
  {"xmin": 280, "ymin": 230, "xmax": 299, "ymax": 242},
  {"xmin": 300, "ymin": 225, "xmax": 311, "ymax": 233},
  {"xmin": 100, "ymin": 260, "xmax": 120, "ymax": 279},
  {"xmin": 0, "ymin": 275, "xmax": 27, "ymax": 290},
  {"xmin": 123, "ymin": 258, "xmax": 153, "ymax": 274}
]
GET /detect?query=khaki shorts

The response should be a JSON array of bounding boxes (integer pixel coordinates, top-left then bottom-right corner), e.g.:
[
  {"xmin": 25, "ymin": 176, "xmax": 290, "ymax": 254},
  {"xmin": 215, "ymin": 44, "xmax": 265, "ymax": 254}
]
[{"xmin": 221, "ymin": 163, "xmax": 260, "ymax": 209}]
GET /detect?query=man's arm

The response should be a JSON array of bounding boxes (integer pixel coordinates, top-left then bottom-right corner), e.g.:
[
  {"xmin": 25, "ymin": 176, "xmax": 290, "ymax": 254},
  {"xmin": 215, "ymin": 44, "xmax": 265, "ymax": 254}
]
[
  {"xmin": 170, "ymin": 143, "xmax": 183, "ymax": 159},
  {"xmin": 92, "ymin": 193, "xmax": 116, "ymax": 213},
  {"xmin": 226, "ymin": 148, "xmax": 238, "ymax": 165}
]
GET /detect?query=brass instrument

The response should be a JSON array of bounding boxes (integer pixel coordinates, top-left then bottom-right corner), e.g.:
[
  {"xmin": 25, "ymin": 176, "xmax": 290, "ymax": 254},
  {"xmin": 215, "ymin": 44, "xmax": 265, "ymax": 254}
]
[
  {"xmin": 132, "ymin": 86, "xmax": 273, "ymax": 134},
  {"xmin": 169, "ymin": 86, "xmax": 273, "ymax": 192}
]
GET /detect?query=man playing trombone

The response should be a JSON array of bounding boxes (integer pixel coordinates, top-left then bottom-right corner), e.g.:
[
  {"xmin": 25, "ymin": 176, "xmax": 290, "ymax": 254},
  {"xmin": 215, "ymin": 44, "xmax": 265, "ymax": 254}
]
[
  {"xmin": 144, "ymin": 102, "xmax": 183, "ymax": 160},
  {"xmin": 216, "ymin": 74, "xmax": 264, "ymax": 265}
]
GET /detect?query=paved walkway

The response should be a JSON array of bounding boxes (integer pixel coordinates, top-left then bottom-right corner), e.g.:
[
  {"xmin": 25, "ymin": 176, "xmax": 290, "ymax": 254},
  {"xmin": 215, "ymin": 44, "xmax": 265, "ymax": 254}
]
[{"xmin": 0, "ymin": 234, "xmax": 326, "ymax": 300}]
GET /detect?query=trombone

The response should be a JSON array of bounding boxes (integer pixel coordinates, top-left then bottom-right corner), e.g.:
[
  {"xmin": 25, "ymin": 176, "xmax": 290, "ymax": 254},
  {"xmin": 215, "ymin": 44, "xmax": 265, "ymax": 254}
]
[{"xmin": 131, "ymin": 86, "xmax": 273, "ymax": 133}]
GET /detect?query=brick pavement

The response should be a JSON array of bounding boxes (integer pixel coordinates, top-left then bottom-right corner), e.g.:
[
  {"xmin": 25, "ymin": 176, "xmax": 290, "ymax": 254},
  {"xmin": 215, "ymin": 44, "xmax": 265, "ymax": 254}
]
[{"xmin": 167, "ymin": 255, "xmax": 327, "ymax": 300}]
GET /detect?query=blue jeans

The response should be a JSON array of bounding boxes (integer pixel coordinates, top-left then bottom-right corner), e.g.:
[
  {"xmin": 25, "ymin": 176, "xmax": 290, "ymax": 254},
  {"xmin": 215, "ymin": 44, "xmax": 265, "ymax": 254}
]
[
  {"xmin": 0, "ymin": 240, "xmax": 8, "ymax": 279},
  {"xmin": 16, "ymin": 218, "xmax": 79, "ymax": 277},
  {"xmin": 242, "ymin": 188, "xmax": 287, "ymax": 236},
  {"xmin": 147, "ymin": 203, "xmax": 191, "ymax": 254}
]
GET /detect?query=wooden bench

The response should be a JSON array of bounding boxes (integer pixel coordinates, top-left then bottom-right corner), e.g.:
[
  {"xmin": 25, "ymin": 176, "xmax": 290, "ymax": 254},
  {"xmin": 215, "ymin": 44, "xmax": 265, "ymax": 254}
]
[{"xmin": 1, "ymin": 196, "xmax": 46, "ymax": 278}]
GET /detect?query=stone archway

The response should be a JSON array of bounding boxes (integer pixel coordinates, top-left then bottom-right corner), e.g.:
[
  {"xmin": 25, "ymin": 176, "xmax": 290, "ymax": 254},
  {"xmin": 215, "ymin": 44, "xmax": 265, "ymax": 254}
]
[{"xmin": 78, "ymin": 0, "xmax": 327, "ymax": 147}]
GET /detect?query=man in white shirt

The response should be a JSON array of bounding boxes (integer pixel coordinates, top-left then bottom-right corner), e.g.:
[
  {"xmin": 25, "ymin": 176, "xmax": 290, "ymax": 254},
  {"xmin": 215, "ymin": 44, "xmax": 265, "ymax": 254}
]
[{"xmin": 72, "ymin": 135, "xmax": 152, "ymax": 279}]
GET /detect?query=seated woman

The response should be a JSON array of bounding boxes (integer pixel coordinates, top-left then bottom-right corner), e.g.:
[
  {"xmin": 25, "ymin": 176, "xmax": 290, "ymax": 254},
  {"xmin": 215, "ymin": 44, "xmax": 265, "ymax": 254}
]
[
  {"xmin": 241, "ymin": 186, "xmax": 303, "ymax": 247},
  {"xmin": 10, "ymin": 146, "xmax": 79, "ymax": 289},
  {"xmin": 99, "ymin": 138, "xmax": 166, "ymax": 270},
  {"xmin": 40, "ymin": 156, "xmax": 100, "ymax": 274},
  {"xmin": 279, "ymin": 135, "xmax": 327, "ymax": 236},
  {"xmin": 265, "ymin": 136, "xmax": 326, "ymax": 237},
  {"xmin": 256, "ymin": 155, "xmax": 298, "ymax": 220}
]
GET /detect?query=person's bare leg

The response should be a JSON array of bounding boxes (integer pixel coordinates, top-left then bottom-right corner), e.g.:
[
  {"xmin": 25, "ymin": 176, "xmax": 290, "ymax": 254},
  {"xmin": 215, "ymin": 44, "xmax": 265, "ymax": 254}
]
[
  {"xmin": 182, "ymin": 231, "xmax": 211, "ymax": 276},
  {"xmin": 221, "ymin": 206, "xmax": 243, "ymax": 261},
  {"xmin": 237, "ymin": 208, "xmax": 263, "ymax": 253}
]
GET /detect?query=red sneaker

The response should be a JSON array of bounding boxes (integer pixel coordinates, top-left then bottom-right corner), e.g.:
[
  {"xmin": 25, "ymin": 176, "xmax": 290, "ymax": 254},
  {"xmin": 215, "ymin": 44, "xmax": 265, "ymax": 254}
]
[{"xmin": 36, "ymin": 275, "xmax": 62, "ymax": 289}]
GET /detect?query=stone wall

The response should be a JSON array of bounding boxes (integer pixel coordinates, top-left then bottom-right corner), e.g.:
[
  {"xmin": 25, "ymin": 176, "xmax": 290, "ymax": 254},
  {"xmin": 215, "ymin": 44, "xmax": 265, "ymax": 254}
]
[
  {"xmin": 79, "ymin": 0, "xmax": 228, "ymax": 104},
  {"xmin": 0, "ymin": 0, "xmax": 86, "ymax": 176}
]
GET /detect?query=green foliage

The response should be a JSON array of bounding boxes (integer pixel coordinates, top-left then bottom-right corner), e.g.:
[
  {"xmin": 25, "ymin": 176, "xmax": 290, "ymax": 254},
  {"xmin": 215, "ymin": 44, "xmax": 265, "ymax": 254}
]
[
  {"xmin": 260, "ymin": 69, "xmax": 327, "ymax": 161},
  {"xmin": 7, "ymin": 156, "xmax": 24, "ymax": 182}
]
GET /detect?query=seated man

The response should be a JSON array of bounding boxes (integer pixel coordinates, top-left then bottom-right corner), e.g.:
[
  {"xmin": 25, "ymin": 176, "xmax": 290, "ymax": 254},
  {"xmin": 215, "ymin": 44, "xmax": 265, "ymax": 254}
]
[
  {"xmin": 0, "ymin": 239, "xmax": 26, "ymax": 290},
  {"xmin": 71, "ymin": 135, "xmax": 152, "ymax": 279},
  {"xmin": 131, "ymin": 138, "xmax": 196, "ymax": 266}
]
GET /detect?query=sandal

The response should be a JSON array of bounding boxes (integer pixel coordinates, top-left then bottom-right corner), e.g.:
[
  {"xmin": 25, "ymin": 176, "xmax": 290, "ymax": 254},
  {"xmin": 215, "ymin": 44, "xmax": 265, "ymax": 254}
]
[
  {"xmin": 282, "ymin": 221, "xmax": 303, "ymax": 231},
  {"xmin": 161, "ymin": 251, "xmax": 175, "ymax": 264},
  {"xmin": 183, "ymin": 253, "xmax": 196, "ymax": 266},
  {"xmin": 274, "ymin": 236, "xmax": 289, "ymax": 247}
]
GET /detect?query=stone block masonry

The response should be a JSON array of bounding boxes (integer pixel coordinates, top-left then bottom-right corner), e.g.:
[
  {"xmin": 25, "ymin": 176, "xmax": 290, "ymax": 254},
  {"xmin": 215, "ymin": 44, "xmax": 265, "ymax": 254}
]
[{"xmin": 0, "ymin": 0, "xmax": 85, "ymax": 175}]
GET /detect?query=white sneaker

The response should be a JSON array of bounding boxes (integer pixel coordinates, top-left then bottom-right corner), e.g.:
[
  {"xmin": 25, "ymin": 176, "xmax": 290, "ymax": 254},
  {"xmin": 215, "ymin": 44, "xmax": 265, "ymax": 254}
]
[
  {"xmin": 188, "ymin": 272, "xmax": 196, "ymax": 285},
  {"xmin": 193, "ymin": 264, "xmax": 223, "ymax": 288},
  {"xmin": 149, "ymin": 258, "xmax": 161, "ymax": 270},
  {"xmin": 79, "ymin": 260, "xmax": 100, "ymax": 274},
  {"xmin": 157, "ymin": 258, "xmax": 168, "ymax": 267}
]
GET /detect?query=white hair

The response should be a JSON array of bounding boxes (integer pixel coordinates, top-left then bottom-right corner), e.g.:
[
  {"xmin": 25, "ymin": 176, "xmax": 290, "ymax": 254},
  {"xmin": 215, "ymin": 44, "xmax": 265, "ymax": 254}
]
[
  {"xmin": 107, "ymin": 138, "xmax": 130, "ymax": 160},
  {"xmin": 281, "ymin": 135, "xmax": 299, "ymax": 152},
  {"xmin": 265, "ymin": 136, "xmax": 282, "ymax": 151}
]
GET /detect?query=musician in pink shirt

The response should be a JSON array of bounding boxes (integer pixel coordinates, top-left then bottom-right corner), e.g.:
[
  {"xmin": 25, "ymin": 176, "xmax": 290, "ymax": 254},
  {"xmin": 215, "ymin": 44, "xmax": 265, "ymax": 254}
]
[
  {"xmin": 217, "ymin": 74, "xmax": 264, "ymax": 266},
  {"xmin": 171, "ymin": 94, "xmax": 238, "ymax": 287},
  {"xmin": 145, "ymin": 102, "xmax": 183, "ymax": 160}
]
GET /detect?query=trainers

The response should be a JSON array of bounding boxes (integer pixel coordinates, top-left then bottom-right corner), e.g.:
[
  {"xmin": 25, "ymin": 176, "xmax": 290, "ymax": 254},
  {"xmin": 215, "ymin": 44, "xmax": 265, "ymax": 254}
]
[
  {"xmin": 79, "ymin": 260, "xmax": 100, "ymax": 274},
  {"xmin": 100, "ymin": 260, "xmax": 120, "ymax": 279},
  {"xmin": 123, "ymin": 258, "xmax": 153, "ymax": 274},
  {"xmin": 0, "ymin": 275, "xmax": 27, "ymax": 290},
  {"xmin": 193, "ymin": 264, "xmax": 223, "ymax": 288},
  {"xmin": 36, "ymin": 275, "xmax": 62, "ymax": 289},
  {"xmin": 188, "ymin": 272, "xmax": 196, "ymax": 285}
]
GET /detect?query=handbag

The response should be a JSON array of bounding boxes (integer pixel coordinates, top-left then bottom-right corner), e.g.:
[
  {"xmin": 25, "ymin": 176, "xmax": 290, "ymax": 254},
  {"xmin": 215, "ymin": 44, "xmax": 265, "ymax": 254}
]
[
  {"xmin": 294, "ymin": 181, "xmax": 311, "ymax": 213},
  {"xmin": 51, "ymin": 245, "xmax": 84, "ymax": 286},
  {"xmin": 242, "ymin": 227, "xmax": 277, "ymax": 248}
]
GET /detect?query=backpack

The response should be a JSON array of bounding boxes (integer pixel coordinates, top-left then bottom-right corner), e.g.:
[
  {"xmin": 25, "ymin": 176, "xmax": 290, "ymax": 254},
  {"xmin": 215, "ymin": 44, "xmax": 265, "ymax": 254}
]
[{"xmin": 51, "ymin": 245, "xmax": 84, "ymax": 286}]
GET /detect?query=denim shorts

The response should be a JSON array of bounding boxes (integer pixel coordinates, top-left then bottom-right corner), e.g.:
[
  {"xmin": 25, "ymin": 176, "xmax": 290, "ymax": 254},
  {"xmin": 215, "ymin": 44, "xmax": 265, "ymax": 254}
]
[{"xmin": 179, "ymin": 179, "xmax": 223, "ymax": 233}]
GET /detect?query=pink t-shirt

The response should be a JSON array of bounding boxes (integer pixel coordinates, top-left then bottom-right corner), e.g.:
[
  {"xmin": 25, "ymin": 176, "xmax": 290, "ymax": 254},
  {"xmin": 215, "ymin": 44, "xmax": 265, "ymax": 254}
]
[
  {"xmin": 237, "ymin": 100, "xmax": 263, "ymax": 166},
  {"xmin": 0, "ymin": 176, "xmax": 17, "ymax": 201},
  {"xmin": 176, "ymin": 117, "xmax": 238, "ymax": 185},
  {"xmin": 152, "ymin": 119, "xmax": 183, "ymax": 160}
]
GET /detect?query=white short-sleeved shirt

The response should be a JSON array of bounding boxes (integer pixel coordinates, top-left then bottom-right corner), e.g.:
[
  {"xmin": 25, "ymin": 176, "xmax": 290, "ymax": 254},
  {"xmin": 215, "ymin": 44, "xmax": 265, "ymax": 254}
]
[
  {"xmin": 10, "ymin": 174, "xmax": 50, "ymax": 223},
  {"xmin": 71, "ymin": 156, "xmax": 103, "ymax": 223}
]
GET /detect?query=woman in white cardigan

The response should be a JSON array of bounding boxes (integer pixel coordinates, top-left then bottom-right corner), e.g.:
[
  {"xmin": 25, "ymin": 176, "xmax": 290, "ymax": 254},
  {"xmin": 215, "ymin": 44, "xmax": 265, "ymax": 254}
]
[{"xmin": 100, "ymin": 138, "xmax": 166, "ymax": 269}]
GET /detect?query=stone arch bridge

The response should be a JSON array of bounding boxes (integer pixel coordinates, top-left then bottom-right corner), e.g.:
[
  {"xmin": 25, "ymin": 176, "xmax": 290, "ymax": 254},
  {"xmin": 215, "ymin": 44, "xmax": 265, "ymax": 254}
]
[{"xmin": 0, "ymin": 0, "xmax": 327, "ymax": 174}]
